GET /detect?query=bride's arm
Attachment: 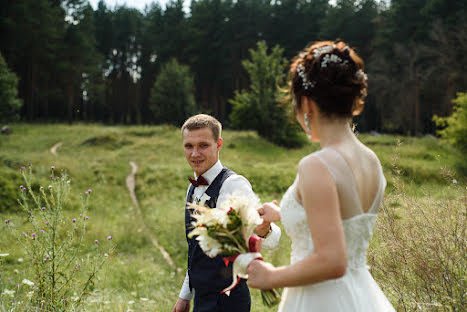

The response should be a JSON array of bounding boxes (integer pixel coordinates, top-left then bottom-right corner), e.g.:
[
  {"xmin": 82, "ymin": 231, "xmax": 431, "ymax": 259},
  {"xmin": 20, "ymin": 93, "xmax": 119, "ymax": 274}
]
[{"xmin": 248, "ymin": 156, "xmax": 347, "ymax": 289}]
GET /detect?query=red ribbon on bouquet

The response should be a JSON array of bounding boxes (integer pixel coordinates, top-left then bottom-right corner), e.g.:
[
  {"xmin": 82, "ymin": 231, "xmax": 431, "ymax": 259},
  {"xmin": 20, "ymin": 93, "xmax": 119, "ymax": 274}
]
[{"xmin": 221, "ymin": 235, "xmax": 263, "ymax": 295}]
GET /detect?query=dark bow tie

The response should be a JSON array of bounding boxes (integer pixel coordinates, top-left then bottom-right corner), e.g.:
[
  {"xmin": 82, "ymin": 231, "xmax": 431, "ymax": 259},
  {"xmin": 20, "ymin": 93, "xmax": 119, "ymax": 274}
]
[{"xmin": 188, "ymin": 176, "xmax": 209, "ymax": 187}]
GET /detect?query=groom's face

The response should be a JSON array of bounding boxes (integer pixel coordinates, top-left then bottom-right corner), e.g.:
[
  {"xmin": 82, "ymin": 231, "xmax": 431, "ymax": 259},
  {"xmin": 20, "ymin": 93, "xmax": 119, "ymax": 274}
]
[{"xmin": 183, "ymin": 127, "xmax": 223, "ymax": 177}]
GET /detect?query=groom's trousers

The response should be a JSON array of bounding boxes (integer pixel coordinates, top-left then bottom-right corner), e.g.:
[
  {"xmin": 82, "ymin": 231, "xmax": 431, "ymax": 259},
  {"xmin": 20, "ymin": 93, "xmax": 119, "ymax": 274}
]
[{"xmin": 193, "ymin": 281, "xmax": 250, "ymax": 312}]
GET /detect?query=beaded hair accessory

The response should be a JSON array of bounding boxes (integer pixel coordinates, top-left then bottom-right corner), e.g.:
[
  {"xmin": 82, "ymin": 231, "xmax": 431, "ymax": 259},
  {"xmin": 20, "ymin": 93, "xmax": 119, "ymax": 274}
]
[
  {"xmin": 296, "ymin": 44, "xmax": 368, "ymax": 90},
  {"xmin": 296, "ymin": 64, "xmax": 315, "ymax": 90}
]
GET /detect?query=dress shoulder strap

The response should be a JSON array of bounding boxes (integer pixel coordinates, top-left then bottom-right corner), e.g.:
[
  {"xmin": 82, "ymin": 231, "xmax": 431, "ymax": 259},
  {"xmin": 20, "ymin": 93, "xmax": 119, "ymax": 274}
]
[{"xmin": 312, "ymin": 148, "xmax": 364, "ymax": 219}]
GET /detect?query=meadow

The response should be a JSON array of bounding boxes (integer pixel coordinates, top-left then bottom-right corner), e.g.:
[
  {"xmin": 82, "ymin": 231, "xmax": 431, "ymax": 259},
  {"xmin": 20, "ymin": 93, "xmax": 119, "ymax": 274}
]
[{"xmin": 0, "ymin": 124, "xmax": 465, "ymax": 311}]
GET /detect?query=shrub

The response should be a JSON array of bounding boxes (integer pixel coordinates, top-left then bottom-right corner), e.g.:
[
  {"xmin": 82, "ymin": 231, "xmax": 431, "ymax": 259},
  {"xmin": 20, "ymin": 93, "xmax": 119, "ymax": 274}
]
[
  {"xmin": 229, "ymin": 41, "xmax": 305, "ymax": 148},
  {"xmin": 149, "ymin": 59, "xmax": 196, "ymax": 126},
  {"xmin": 0, "ymin": 52, "xmax": 22, "ymax": 123},
  {"xmin": 433, "ymin": 92, "xmax": 467, "ymax": 153}
]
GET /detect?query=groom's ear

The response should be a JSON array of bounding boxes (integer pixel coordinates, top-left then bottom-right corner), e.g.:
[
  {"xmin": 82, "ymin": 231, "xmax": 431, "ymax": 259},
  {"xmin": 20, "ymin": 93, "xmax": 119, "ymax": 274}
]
[{"xmin": 217, "ymin": 137, "xmax": 223, "ymax": 151}]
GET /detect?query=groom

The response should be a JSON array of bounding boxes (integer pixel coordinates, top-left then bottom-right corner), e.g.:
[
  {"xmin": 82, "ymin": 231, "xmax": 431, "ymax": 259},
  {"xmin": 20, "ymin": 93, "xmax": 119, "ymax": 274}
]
[{"xmin": 172, "ymin": 114, "xmax": 280, "ymax": 312}]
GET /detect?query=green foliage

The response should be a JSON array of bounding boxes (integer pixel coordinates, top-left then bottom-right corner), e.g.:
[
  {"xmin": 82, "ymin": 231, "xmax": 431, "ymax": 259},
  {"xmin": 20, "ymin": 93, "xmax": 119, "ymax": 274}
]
[
  {"xmin": 149, "ymin": 59, "xmax": 196, "ymax": 125},
  {"xmin": 433, "ymin": 92, "xmax": 467, "ymax": 153},
  {"xmin": 0, "ymin": 53, "xmax": 22, "ymax": 123},
  {"xmin": 229, "ymin": 41, "xmax": 305, "ymax": 148},
  {"xmin": 2, "ymin": 166, "xmax": 113, "ymax": 310}
]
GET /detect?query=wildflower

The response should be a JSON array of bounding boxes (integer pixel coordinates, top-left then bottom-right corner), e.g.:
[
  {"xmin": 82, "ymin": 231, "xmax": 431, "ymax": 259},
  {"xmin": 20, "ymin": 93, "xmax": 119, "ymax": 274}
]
[
  {"xmin": 51, "ymin": 166, "xmax": 55, "ymax": 169},
  {"xmin": 19, "ymin": 185, "xmax": 23, "ymax": 188},
  {"xmin": 21, "ymin": 166, "xmax": 25, "ymax": 169},
  {"xmin": 22, "ymin": 232, "xmax": 27, "ymax": 237},
  {"xmin": 28, "ymin": 210, "xmax": 31, "ymax": 215},
  {"xmin": 72, "ymin": 218, "xmax": 76, "ymax": 223},
  {"xmin": 43, "ymin": 258, "xmax": 48, "ymax": 262},
  {"xmin": 49, "ymin": 176, "xmax": 53, "ymax": 180},
  {"xmin": 140, "ymin": 297, "xmax": 149, "ymax": 301},
  {"xmin": 107, "ymin": 235, "xmax": 112, "ymax": 240},
  {"xmin": 48, "ymin": 185, "xmax": 52, "ymax": 189},
  {"xmin": 41, "ymin": 207, "xmax": 46, "ymax": 210},
  {"xmin": 22, "ymin": 279, "xmax": 34, "ymax": 286},
  {"xmin": 128, "ymin": 300, "xmax": 135, "ymax": 305},
  {"xmin": 17, "ymin": 258, "xmax": 23, "ymax": 263},
  {"xmin": 85, "ymin": 216, "xmax": 89, "ymax": 220},
  {"xmin": 40, "ymin": 229, "xmax": 45, "ymax": 233},
  {"xmin": 452, "ymin": 179, "xmax": 458, "ymax": 184},
  {"xmin": 87, "ymin": 189, "xmax": 92, "ymax": 193},
  {"xmin": 85, "ymin": 191, "xmax": 89, "ymax": 195},
  {"xmin": 45, "ymin": 221, "xmax": 49, "ymax": 225},
  {"xmin": 4, "ymin": 219, "xmax": 9, "ymax": 223},
  {"xmin": 0, "ymin": 253, "xmax": 9, "ymax": 257},
  {"xmin": 80, "ymin": 213, "xmax": 82, "ymax": 217},
  {"xmin": 31, "ymin": 233, "xmax": 36, "ymax": 239},
  {"xmin": 94, "ymin": 240, "xmax": 98, "ymax": 243},
  {"xmin": 2, "ymin": 289, "xmax": 15, "ymax": 298}
]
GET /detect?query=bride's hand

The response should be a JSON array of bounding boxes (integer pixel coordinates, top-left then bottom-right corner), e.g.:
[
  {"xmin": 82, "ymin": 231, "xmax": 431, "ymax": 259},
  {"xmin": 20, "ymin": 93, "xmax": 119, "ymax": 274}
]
[
  {"xmin": 257, "ymin": 200, "xmax": 281, "ymax": 223},
  {"xmin": 247, "ymin": 259, "xmax": 275, "ymax": 290}
]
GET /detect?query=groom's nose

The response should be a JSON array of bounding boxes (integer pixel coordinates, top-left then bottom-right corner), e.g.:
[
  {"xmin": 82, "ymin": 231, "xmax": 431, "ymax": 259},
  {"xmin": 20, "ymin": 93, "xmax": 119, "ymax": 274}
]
[{"xmin": 191, "ymin": 148, "xmax": 201, "ymax": 157}]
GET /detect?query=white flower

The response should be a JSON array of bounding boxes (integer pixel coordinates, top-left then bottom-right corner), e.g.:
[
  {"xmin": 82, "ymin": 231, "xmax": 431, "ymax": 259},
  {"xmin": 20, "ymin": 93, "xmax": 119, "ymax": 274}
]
[
  {"xmin": 0, "ymin": 253, "xmax": 9, "ymax": 257},
  {"xmin": 17, "ymin": 258, "xmax": 23, "ymax": 263},
  {"xmin": 22, "ymin": 279, "xmax": 34, "ymax": 286},
  {"xmin": 2, "ymin": 289, "xmax": 15, "ymax": 297},
  {"xmin": 128, "ymin": 300, "xmax": 135, "ymax": 305},
  {"xmin": 140, "ymin": 297, "xmax": 149, "ymax": 301},
  {"xmin": 197, "ymin": 233, "xmax": 223, "ymax": 258},
  {"xmin": 199, "ymin": 193, "xmax": 211, "ymax": 206},
  {"xmin": 220, "ymin": 192, "xmax": 263, "ymax": 241}
]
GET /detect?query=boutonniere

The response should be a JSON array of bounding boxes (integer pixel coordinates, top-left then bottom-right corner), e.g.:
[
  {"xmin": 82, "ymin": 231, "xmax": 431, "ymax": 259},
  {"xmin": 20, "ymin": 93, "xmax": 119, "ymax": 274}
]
[{"xmin": 197, "ymin": 193, "xmax": 211, "ymax": 206}]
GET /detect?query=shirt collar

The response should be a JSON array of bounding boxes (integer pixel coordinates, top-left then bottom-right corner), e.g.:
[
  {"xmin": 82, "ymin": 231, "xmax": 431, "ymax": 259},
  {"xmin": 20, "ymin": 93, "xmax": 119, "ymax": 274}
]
[{"xmin": 194, "ymin": 160, "xmax": 223, "ymax": 185}]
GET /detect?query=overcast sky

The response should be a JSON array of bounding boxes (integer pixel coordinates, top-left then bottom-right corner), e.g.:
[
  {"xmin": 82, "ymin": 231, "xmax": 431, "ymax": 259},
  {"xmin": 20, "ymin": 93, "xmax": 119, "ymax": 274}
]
[
  {"xmin": 88, "ymin": 0, "xmax": 187, "ymax": 12},
  {"xmin": 88, "ymin": 1, "xmax": 388, "ymax": 13}
]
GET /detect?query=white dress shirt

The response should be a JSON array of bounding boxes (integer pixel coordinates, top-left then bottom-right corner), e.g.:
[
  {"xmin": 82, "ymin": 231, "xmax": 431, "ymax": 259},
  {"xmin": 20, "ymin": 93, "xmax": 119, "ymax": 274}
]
[{"xmin": 179, "ymin": 160, "xmax": 281, "ymax": 300}]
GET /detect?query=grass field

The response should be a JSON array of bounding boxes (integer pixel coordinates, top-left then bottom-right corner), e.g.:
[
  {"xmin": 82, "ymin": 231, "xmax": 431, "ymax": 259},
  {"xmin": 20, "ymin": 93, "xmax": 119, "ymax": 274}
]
[{"xmin": 0, "ymin": 124, "xmax": 465, "ymax": 311}]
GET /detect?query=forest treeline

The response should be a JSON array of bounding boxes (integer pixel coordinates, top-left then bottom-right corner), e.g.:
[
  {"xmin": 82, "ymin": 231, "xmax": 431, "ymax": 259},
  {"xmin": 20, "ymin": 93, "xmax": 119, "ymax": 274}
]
[{"xmin": 1, "ymin": 0, "xmax": 466, "ymax": 134}]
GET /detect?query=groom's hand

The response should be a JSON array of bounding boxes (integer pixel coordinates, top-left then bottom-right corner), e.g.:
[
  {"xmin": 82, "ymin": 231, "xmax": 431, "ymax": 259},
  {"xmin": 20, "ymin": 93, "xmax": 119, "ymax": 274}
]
[
  {"xmin": 258, "ymin": 201, "xmax": 281, "ymax": 223},
  {"xmin": 173, "ymin": 298, "xmax": 190, "ymax": 312}
]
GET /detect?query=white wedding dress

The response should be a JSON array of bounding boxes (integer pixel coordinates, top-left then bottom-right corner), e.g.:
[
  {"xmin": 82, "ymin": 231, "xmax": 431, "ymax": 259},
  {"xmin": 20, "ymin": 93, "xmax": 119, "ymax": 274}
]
[{"xmin": 278, "ymin": 147, "xmax": 395, "ymax": 312}]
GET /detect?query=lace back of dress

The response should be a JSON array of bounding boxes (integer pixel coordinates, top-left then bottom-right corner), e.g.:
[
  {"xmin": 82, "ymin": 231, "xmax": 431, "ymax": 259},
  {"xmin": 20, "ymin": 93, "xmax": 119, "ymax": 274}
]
[{"xmin": 313, "ymin": 148, "xmax": 383, "ymax": 220}]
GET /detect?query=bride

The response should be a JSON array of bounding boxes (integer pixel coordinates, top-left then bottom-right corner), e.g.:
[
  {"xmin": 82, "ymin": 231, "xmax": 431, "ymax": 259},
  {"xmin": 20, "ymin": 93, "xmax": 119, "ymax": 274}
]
[{"xmin": 247, "ymin": 41, "xmax": 395, "ymax": 311}]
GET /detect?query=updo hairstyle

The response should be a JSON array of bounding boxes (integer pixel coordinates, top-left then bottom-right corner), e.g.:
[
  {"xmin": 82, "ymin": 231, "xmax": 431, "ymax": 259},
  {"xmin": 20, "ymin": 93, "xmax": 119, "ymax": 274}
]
[{"xmin": 290, "ymin": 41, "xmax": 367, "ymax": 118}]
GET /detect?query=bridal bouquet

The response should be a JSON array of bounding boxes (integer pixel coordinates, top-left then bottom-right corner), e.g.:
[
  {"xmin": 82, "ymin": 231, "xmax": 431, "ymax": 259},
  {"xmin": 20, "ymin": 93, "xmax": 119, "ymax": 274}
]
[{"xmin": 188, "ymin": 193, "xmax": 281, "ymax": 307}]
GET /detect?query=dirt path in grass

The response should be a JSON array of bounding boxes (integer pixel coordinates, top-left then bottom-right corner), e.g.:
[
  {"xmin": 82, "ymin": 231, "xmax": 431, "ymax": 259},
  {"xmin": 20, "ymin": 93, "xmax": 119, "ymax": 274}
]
[
  {"xmin": 50, "ymin": 142, "xmax": 63, "ymax": 155},
  {"xmin": 126, "ymin": 161, "xmax": 176, "ymax": 269}
]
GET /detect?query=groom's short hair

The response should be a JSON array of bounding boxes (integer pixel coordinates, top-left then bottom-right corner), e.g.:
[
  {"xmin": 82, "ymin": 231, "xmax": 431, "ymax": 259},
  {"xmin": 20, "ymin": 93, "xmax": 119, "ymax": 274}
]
[{"xmin": 181, "ymin": 114, "xmax": 222, "ymax": 142}]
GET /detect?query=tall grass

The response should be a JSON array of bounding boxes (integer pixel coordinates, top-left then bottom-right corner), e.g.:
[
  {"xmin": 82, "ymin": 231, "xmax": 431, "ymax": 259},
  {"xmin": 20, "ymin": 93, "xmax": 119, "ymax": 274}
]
[
  {"xmin": 369, "ymin": 142, "xmax": 466, "ymax": 311},
  {"xmin": 0, "ymin": 124, "xmax": 465, "ymax": 311}
]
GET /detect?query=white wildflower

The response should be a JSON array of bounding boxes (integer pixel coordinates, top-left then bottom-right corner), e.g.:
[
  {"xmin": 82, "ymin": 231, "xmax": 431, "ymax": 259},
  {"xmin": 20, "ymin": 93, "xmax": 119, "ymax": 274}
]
[
  {"xmin": 0, "ymin": 253, "xmax": 9, "ymax": 257},
  {"xmin": 128, "ymin": 300, "xmax": 135, "ymax": 305},
  {"xmin": 17, "ymin": 258, "xmax": 23, "ymax": 262},
  {"xmin": 22, "ymin": 279, "xmax": 34, "ymax": 286},
  {"xmin": 2, "ymin": 289, "xmax": 15, "ymax": 297},
  {"xmin": 140, "ymin": 297, "xmax": 149, "ymax": 301}
]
